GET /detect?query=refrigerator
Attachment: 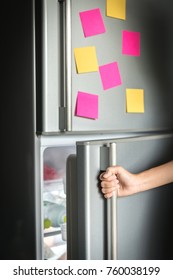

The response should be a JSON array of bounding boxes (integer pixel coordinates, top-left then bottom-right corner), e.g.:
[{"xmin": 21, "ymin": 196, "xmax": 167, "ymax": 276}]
[
  {"xmin": 2, "ymin": 0, "xmax": 172, "ymax": 260},
  {"xmin": 35, "ymin": 0, "xmax": 173, "ymax": 260}
]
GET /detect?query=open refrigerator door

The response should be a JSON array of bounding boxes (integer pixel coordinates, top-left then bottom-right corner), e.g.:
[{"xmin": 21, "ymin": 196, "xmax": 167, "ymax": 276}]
[{"xmin": 66, "ymin": 132, "xmax": 173, "ymax": 260}]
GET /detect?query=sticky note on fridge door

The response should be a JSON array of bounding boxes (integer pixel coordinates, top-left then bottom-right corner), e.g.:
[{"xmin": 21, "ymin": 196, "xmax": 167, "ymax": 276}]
[
  {"xmin": 122, "ymin": 30, "xmax": 140, "ymax": 56},
  {"xmin": 126, "ymin": 88, "xmax": 144, "ymax": 113},
  {"xmin": 75, "ymin": 91, "xmax": 98, "ymax": 119},
  {"xmin": 106, "ymin": 0, "xmax": 126, "ymax": 20},
  {"xmin": 74, "ymin": 46, "xmax": 99, "ymax": 73},
  {"xmin": 79, "ymin": 8, "xmax": 106, "ymax": 37},
  {"xmin": 99, "ymin": 62, "xmax": 122, "ymax": 90}
]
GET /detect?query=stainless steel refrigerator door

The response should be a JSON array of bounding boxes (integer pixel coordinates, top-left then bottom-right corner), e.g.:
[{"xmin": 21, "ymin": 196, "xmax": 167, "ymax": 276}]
[
  {"xmin": 66, "ymin": 133, "xmax": 173, "ymax": 259},
  {"xmin": 41, "ymin": 0, "xmax": 173, "ymax": 132}
]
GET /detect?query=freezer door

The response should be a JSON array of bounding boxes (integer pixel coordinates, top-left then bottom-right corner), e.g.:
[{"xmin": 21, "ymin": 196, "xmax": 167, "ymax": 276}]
[
  {"xmin": 66, "ymin": 133, "xmax": 173, "ymax": 260},
  {"xmin": 40, "ymin": 0, "xmax": 173, "ymax": 132}
]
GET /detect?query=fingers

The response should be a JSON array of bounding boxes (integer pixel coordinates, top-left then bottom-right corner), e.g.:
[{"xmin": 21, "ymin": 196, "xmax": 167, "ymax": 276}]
[
  {"xmin": 102, "ymin": 187, "xmax": 119, "ymax": 199},
  {"xmin": 100, "ymin": 166, "xmax": 121, "ymax": 199},
  {"xmin": 100, "ymin": 166, "xmax": 119, "ymax": 181},
  {"xmin": 100, "ymin": 173, "xmax": 116, "ymax": 182},
  {"xmin": 100, "ymin": 178, "xmax": 120, "ymax": 198},
  {"xmin": 104, "ymin": 192, "xmax": 114, "ymax": 199}
]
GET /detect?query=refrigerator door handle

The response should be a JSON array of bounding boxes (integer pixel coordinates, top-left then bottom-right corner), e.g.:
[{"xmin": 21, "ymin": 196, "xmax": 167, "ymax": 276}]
[
  {"xmin": 107, "ymin": 143, "xmax": 117, "ymax": 260},
  {"xmin": 61, "ymin": 0, "xmax": 72, "ymax": 131}
]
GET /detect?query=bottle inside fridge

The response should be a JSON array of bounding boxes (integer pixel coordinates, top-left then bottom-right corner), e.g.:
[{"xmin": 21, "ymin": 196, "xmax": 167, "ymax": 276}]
[{"xmin": 42, "ymin": 145, "xmax": 75, "ymax": 260}]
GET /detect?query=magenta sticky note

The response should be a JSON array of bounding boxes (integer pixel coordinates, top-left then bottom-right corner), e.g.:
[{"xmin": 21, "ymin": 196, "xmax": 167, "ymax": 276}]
[
  {"xmin": 99, "ymin": 62, "xmax": 122, "ymax": 90},
  {"xmin": 79, "ymin": 8, "xmax": 106, "ymax": 37},
  {"xmin": 75, "ymin": 91, "xmax": 98, "ymax": 119},
  {"xmin": 122, "ymin": 30, "xmax": 140, "ymax": 56}
]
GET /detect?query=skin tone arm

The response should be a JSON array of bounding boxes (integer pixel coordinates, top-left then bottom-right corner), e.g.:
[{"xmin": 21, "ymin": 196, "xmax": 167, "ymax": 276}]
[{"xmin": 100, "ymin": 160, "xmax": 173, "ymax": 198}]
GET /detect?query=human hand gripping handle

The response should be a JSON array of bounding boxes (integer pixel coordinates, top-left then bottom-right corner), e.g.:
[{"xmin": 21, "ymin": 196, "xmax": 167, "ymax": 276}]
[
  {"xmin": 100, "ymin": 167, "xmax": 120, "ymax": 198},
  {"xmin": 100, "ymin": 161, "xmax": 173, "ymax": 198},
  {"xmin": 100, "ymin": 165, "xmax": 140, "ymax": 198}
]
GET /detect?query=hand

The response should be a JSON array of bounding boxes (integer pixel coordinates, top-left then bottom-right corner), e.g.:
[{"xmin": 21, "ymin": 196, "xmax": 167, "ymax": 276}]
[{"xmin": 100, "ymin": 166, "xmax": 140, "ymax": 198}]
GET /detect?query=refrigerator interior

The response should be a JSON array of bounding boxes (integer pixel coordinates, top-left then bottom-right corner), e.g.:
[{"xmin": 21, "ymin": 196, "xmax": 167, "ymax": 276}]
[
  {"xmin": 41, "ymin": 144, "xmax": 75, "ymax": 260},
  {"xmin": 67, "ymin": 132, "xmax": 173, "ymax": 260}
]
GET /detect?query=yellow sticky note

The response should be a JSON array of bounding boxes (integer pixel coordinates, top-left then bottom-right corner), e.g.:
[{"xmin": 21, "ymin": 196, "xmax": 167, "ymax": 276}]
[
  {"xmin": 106, "ymin": 0, "xmax": 126, "ymax": 20},
  {"xmin": 74, "ymin": 46, "xmax": 98, "ymax": 73},
  {"xmin": 126, "ymin": 88, "xmax": 144, "ymax": 113}
]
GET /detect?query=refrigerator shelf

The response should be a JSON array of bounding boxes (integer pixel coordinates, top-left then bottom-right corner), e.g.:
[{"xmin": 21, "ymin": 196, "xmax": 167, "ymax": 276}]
[
  {"xmin": 44, "ymin": 233, "xmax": 67, "ymax": 260},
  {"xmin": 44, "ymin": 178, "xmax": 63, "ymax": 184},
  {"xmin": 50, "ymin": 244, "xmax": 66, "ymax": 260},
  {"xmin": 43, "ymin": 194, "xmax": 66, "ymax": 205},
  {"xmin": 43, "ymin": 179, "xmax": 64, "ymax": 190},
  {"xmin": 44, "ymin": 227, "xmax": 61, "ymax": 237},
  {"xmin": 44, "ymin": 239, "xmax": 66, "ymax": 260},
  {"xmin": 45, "ymin": 244, "xmax": 66, "ymax": 260}
]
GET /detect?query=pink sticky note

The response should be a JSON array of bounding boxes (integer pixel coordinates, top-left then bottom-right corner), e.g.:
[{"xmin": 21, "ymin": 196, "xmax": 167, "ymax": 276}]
[
  {"xmin": 75, "ymin": 91, "xmax": 98, "ymax": 119},
  {"xmin": 99, "ymin": 62, "xmax": 122, "ymax": 90},
  {"xmin": 122, "ymin": 30, "xmax": 140, "ymax": 56},
  {"xmin": 79, "ymin": 8, "xmax": 106, "ymax": 37}
]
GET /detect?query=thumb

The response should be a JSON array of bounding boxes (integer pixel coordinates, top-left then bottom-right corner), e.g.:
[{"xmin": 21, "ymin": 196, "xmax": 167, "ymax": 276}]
[
  {"xmin": 100, "ymin": 167, "xmax": 115, "ymax": 180},
  {"xmin": 104, "ymin": 165, "xmax": 122, "ymax": 178}
]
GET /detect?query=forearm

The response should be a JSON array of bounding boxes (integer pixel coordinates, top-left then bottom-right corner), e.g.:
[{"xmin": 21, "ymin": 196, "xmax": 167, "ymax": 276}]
[{"xmin": 137, "ymin": 160, "xmax": 173, "ymax": 192}]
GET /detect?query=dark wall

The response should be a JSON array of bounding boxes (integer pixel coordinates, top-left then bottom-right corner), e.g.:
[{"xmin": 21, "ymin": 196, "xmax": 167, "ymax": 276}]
[{"xmin": 1, "ymin": 0, "xmax": 37, "ymax": 259}]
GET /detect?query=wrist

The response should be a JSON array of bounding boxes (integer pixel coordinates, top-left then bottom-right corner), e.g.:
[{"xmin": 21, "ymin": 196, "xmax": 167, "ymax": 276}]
[{"xmin": 135, "ymin": 172, "xmax": 147, "ymax": 193}]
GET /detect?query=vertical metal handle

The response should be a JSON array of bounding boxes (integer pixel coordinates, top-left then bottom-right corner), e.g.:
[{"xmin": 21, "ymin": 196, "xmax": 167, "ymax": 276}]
[
  {"xmin": 63, "ymin": 0, "xmax": 72, "ymax": 131},
  {"xmin": 107, "ymin": 143, "xmax": 117, "ymax": 259}
]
